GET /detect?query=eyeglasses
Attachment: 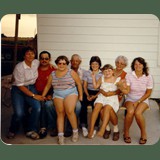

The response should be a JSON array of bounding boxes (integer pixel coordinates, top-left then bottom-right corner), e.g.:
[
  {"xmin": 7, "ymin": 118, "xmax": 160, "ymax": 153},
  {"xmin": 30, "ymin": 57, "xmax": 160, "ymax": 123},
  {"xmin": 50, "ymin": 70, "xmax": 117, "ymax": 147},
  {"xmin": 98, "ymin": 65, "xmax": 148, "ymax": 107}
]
[
  {"xmin": 40, "ymin": 58, "xmax": 49, "ymax": 60},
  {"xmin": 116, "ymin": 62, "xmax": 125, "ymax": 66},
  {"xmin": 58, "ymin": 62, "xmax": 67, "ymax": 65}
]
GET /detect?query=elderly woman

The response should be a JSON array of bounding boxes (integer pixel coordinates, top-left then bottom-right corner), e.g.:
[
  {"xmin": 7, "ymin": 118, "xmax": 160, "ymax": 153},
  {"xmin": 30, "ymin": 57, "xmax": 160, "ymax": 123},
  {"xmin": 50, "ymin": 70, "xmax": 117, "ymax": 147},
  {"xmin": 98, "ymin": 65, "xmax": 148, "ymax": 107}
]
[
  {"xmin": 42, "ymin": 55, "xmax": 83, "ymax": 145},
  {"xmin": 7, "ymin": 46, "xmax": 44, "ymax": 140},
  {"xmin": 100, "ymin": 55, "xmax": 128, "ymax": 141},
  {"xmin": 121, "ymin": 57, "xmax": 153, "ymax": 144}
]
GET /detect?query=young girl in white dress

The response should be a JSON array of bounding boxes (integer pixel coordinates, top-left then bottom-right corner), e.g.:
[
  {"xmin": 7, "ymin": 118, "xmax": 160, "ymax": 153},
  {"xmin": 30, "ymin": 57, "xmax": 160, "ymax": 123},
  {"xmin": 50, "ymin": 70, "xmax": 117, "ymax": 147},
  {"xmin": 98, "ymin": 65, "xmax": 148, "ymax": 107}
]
[{"xmin": 88, "ymin": 64, "xmax": 121, "ymax": 139}]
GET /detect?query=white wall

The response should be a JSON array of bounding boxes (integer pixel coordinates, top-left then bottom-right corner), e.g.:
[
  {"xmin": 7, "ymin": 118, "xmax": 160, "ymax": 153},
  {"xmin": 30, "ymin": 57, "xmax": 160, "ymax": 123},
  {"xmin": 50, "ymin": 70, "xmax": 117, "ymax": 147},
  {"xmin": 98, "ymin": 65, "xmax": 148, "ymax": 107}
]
[{"xmin": 37, "ymin": 14, "xmax": 160, "ymax": 98}]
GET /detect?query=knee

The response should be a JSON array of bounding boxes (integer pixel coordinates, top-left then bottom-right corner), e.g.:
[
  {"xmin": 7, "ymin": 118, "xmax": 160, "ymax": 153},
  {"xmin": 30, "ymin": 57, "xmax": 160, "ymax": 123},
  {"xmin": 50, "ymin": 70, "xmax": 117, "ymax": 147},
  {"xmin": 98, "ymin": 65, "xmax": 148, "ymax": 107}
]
[
  {"xmin": 45, "ymin": 100, "xmax": 54, "ymax": 110},
  {"xmin": 126, "ymin": 109, "xmax": 135, "ymax": 116},
  {"xmin": 135, "ymin": 110, "xmax": 142, "ymax": 118}
]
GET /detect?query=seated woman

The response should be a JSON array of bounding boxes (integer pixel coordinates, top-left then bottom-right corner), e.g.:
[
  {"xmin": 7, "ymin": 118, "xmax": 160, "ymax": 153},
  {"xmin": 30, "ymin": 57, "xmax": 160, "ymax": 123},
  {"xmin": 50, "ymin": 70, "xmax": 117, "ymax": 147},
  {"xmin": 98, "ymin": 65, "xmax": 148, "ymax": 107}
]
[
  {"xmin": 42, "ymin": 55, "xmax": 83, "ymax": 145},
  {"xmin": 120, "ymin": 57, "xmax": 153, "ymax": 144},
  {"xmin": 7, "ymin": 46, "xmax": 44, "ymax": 140},
  {"xmin": 88, "ymin": 64, "xmax": 121, "ymax": 140},
  {"xmin": 79, "ymin": 56, "xmax": 102, "ymax": 138}
]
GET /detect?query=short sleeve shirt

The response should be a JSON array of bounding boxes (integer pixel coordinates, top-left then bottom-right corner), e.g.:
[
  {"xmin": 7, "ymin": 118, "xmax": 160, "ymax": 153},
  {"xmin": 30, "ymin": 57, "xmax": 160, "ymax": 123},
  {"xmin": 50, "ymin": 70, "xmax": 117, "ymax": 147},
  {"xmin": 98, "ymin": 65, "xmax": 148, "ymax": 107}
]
[
  {"xmin": 12, "ymin": 59, "xmax": 39, "ymax": 86},
  {"xmin": 83, "ymin": 70, "xmax": 102, "ymax": 91},
  {"xmin": 126, "ymin": 71, "xmax": 153, "ymax": 98}
]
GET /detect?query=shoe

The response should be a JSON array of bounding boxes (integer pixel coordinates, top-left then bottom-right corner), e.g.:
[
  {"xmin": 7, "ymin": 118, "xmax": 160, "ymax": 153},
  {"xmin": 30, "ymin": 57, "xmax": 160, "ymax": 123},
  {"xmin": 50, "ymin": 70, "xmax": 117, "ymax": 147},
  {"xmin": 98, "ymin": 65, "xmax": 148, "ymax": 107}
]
[
  {"xmin": 82, "ymin": 127, "xmax": 88, "ymax": 137},
  {"xmin": 139, "ymin": 138, "xmax": 147, "ymax": 144},
  {"xmin": 26, "ymin": 131, "xmax": 40, "ymax": 140},
  {"xmin": 7, "ymin": 132, "xmax": 15, "ymax": 139},
  {"xmin": 112, "ymin": 131, "xmax": 119, "ymax": 141},
  {"xmin": 103, "ymin": 130, "xmax": 111, "ymax": 139},
  {"xmin": 91, "ymin": 130, "xmax": 97, "ymax": 138},
  {"xmin": 72, "ymin": 131, "xmax": 79, "ymax": 142},
  {"xmin": 50, "ymin": 129, "xmax": 58, "ymax": 137},
  {"xmin": 64, "ymin": 131, "xmax": 72, "ymax": 137},
  {"xmin": 39, "ymin": 128, "xmax": 47, "ymax": 139},
  {"xmin": 123, "ymin": 135, "xmax": 131, "ymax": 143},
  {"xmin": 58, "ymin": 136, "xmax": 64, "ymax": 145}
]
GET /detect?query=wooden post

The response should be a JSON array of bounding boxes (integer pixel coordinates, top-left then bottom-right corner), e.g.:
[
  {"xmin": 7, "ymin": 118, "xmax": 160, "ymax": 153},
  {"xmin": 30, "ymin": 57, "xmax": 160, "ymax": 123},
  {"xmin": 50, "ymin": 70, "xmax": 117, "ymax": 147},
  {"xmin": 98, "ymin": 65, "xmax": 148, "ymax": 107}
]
[{"xmin": 13, "ymin": 14, "xmax": 20, "ymax": 69}]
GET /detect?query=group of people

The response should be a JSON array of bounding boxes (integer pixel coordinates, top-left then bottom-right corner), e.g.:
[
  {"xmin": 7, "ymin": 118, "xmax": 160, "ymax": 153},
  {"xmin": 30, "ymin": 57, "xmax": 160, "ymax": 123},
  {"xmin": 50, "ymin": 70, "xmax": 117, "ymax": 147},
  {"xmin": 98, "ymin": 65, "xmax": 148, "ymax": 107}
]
[{"xmin": 6, "ymin": 46, "xmax": 153, "ymax": 145}]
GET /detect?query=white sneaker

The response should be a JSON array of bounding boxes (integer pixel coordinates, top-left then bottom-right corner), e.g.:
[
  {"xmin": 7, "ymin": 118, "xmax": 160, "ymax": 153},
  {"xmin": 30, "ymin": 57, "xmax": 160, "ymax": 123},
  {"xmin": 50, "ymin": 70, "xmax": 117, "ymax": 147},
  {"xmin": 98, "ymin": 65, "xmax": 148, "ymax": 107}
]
[
  {"xmin": 58, "ymin": 136, "xmax": 64, "ymax": 145},
  {"xmin": 82, "ymin": 127, "xmax": 88, "ymax": 137},
  {"xmin": 72, "ymin": 131, "xmax": 79, "ymax": 142},
  {"xmin": 91, "ymin": 130, "xmax": 97, "ymax": 138}
]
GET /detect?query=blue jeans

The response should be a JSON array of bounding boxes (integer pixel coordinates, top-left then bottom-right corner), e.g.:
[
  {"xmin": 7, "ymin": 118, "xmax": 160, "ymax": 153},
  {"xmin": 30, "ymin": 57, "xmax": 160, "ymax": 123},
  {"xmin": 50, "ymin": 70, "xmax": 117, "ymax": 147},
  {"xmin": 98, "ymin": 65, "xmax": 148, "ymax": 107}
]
[
  {"xmin": 41, "ymin": 100, "xmax": 57, "ymax": 130},
  {"xmin": 65, "ymin": 100, "xmax": 82, "ymax": 132},
  {"xmin": 9, "ymin": 85, "xmax": 41, "ymax": 133}
]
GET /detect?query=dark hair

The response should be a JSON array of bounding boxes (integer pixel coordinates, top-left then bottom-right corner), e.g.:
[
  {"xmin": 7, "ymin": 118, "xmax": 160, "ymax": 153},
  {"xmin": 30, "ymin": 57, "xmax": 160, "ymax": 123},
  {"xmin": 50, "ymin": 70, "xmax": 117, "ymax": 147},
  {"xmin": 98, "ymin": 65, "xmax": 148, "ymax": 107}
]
[
  {"xmin": 101, "ymin": 64, "xmax": 113, "ymax": 71},
  {"xmin": 22, "ymin": 46, "xmax": 36, "ymax": 57},
  {"xmin": 39, "ymin": 51, "xmax": 51, "ymax": 59},
  {"xmin": 55, "ymin": 55, "xmax": 69, "ymax": 65},
  {"xmin": 89, "ymin": 56, "xmax": 102, "ymax": 70},
  {"xmin": 131, "ymin": 57, "xmax": 149, "ymax": 76}
]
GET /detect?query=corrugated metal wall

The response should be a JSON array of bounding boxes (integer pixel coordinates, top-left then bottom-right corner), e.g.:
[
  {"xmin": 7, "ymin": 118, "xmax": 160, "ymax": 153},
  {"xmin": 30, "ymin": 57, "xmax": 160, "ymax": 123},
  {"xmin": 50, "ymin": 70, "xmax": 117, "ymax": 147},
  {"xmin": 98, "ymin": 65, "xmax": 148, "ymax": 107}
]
[{"xmin": 37, "ymin": 14, "xmax": 160, "ymax": 98}]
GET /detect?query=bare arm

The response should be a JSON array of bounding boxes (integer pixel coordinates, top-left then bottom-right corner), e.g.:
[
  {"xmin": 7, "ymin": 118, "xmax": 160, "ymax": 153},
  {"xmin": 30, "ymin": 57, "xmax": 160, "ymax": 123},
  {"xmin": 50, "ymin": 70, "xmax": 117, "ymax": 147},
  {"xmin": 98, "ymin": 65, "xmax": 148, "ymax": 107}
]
[
  {"xmin": 92, "ymin": 73, "xmax": 102, "ymax": 89},
  {"xmin": 42, "ymin": 74, "xmax": 52, "ymax": 98},
  {"xmin": 71, "ymin": 70, "xmax": 83, "ymax": 101}
]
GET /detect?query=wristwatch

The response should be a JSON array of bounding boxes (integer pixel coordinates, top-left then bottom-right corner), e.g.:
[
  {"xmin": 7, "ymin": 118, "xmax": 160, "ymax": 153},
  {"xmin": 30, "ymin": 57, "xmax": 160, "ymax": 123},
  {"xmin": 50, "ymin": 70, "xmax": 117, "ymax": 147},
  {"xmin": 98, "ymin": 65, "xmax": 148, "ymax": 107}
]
[{"xmin": 32, "ymin": 94, "xmax": 35, "ymax": 98}]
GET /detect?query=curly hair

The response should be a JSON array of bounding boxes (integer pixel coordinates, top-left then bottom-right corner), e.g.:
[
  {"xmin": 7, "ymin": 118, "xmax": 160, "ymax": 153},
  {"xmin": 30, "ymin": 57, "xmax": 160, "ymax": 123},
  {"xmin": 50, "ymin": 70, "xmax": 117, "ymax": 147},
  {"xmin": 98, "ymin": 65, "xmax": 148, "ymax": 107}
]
[{"xmin": 131, "ymin": 57, "xmax": 149, "ymax": 76}]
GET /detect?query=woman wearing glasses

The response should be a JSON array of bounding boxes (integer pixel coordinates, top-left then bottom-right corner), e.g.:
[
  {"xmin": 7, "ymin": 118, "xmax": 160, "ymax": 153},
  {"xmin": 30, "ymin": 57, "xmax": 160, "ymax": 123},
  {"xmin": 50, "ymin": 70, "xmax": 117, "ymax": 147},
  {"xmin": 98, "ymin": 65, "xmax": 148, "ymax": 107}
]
[{"xmin": 42, "ymin": 55, "xmax": 83, "ymax": 145}]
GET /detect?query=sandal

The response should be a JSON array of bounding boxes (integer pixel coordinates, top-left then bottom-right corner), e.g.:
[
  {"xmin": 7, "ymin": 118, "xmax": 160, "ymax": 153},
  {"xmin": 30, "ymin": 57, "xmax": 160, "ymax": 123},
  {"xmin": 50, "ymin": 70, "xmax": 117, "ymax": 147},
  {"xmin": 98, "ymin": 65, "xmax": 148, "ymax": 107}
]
[
  {"xmin": 26, "ymin": 131, "xmax": 40, "ymax": 140},
  {"xmin": 123, "ymin": 135, "xmax": 131, "ymax": 143},
  {"xmin": 139, "ymin": 138, "xmax": 147, "ymax": 144},
  {"xmin": 39, "ymin": 128, "xmax": 47, "ymax": 139}
]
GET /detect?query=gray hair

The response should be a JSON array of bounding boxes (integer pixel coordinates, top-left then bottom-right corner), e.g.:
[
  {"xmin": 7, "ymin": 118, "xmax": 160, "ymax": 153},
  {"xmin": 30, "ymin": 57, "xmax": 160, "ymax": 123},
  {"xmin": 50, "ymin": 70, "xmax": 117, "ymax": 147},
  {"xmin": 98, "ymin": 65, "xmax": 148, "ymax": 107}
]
[
  {"xmin": 115, "ymin": 55, "xmax": 128, "ymax": 66},
  {"xmin": 71, "ymin": 54, "xmax": 82, "ymax": 61}
]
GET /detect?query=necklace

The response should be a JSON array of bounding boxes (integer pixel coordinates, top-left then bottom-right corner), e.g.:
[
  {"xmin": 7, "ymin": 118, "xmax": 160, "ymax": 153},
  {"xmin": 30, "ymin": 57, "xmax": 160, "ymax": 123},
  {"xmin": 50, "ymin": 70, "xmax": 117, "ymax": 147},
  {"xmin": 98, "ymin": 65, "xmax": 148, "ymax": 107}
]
[{"xmin": 114, "ymin": 69, "xmax": 123, "ymax": 77}]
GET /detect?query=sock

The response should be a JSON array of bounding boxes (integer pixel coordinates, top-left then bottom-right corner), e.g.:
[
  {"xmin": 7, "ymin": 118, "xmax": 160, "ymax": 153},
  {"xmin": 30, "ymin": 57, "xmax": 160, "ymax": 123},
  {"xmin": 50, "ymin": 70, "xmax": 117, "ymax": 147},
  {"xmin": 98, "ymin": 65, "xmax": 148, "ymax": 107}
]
[
  {"xmin": 106, "ymin": 124, "xmax": 111, "ymax": 131},
  {"xmin": 58, "ymin": 132, "xmax": 64, "ymax": 136},
  {"xmin": 73, "ymin": 129, "xmax": 78, "ymax": 133},
  {"xmin": 113, "ymin": 125, "xmax": 119, "ymax": 132}
]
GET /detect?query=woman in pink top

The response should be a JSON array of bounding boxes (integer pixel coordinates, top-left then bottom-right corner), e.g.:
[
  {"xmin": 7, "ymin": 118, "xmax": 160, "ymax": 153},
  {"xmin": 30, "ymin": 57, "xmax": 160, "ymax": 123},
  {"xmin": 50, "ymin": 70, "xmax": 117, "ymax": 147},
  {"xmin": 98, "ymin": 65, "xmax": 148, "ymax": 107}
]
[{"xmin": 121, "ymin": 57, "xmax": 153, "ymax": 144}]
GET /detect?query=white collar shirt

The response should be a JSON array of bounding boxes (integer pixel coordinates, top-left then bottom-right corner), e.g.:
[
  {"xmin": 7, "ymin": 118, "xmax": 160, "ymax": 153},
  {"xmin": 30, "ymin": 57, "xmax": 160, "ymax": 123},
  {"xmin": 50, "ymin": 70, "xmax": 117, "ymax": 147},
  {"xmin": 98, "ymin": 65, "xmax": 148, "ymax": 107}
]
[{"xmin": 12, "ymin": 59, "xmax": 39, "ymax": 86}]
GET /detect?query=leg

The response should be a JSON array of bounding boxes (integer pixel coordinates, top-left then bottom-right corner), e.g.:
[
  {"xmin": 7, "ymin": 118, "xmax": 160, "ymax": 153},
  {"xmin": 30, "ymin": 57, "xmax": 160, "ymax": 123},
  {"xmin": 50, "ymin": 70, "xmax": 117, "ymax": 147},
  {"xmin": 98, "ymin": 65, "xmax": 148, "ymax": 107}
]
[
  {"xmin": 8, "ymin": 86, "xmax": 25, "ymax": 138},
  {"xmin": 39, "ymin": 101, "xmax": 48, "ymax": 138},
  {"xmin": 64, "ymin": 94, "xmax": 79, "ymax": 142},
  {"xmin": 123, "ymin": 101, "xmax": 135, "ymax": 143},
  {"xmin": 97, "ymin": 105, "xmax": 112, "ymax": 137},
  {"xmin": 88, "ymin": 103, "xmax": 103, "ymax": 138},
  {"xmin": 54, "ymin": 98, "xmax": 65, "ymax": 134},
  {"xmin": 79, "ymin": 93, "xmax": 89, "ymax": 128},
  {"xmin": 135, "ymin": 103, "xmax": 148, "ymax": 143},
  {"xmin": 64, "ymin": 101, "xmax": 81, "ymax": 137}
]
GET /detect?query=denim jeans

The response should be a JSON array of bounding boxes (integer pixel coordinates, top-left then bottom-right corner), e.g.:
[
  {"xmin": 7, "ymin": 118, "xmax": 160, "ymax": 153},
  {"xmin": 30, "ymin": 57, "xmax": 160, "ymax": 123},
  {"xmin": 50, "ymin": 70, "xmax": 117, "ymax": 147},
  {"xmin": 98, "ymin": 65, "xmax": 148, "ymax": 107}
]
[
  {"xmin": 65, "ymin": 100, "xmax": 82, "ymax": 133},
  {"xmin": 40, "ymin": 100, "xmax": 57, "ymax": 130},
  {"xmin": 9, "ymin": 85, "xmax": 41, "ymax": 133}
]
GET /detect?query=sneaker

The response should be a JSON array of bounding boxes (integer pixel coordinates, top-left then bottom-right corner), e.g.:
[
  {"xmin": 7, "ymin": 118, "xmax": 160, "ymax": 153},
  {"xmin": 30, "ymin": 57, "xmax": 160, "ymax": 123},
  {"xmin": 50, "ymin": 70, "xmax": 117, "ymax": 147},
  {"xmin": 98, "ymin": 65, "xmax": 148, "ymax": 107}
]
[
  {"xmin": 58, "ymin": 136, "xmax": 64, "ymax": 145},
  {"xmin": 91, "ymin": 130, "xmax": 97, "ymax": 138},
  {"xmin": 72, "ymin": 131, "xmax": 79, "ymax": 142},
  {"xmin": 82, "ymin": 127, "xmax": 88, "ymax": 137}
]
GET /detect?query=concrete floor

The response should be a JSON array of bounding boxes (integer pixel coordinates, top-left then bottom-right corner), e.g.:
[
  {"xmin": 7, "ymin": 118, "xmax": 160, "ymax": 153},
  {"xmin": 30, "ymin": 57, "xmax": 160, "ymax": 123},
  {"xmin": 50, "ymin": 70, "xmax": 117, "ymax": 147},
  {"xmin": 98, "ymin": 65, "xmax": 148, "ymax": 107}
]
[{"xmin": 1, "ymin": 75, "xmax": 160, "ymax": 145}]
